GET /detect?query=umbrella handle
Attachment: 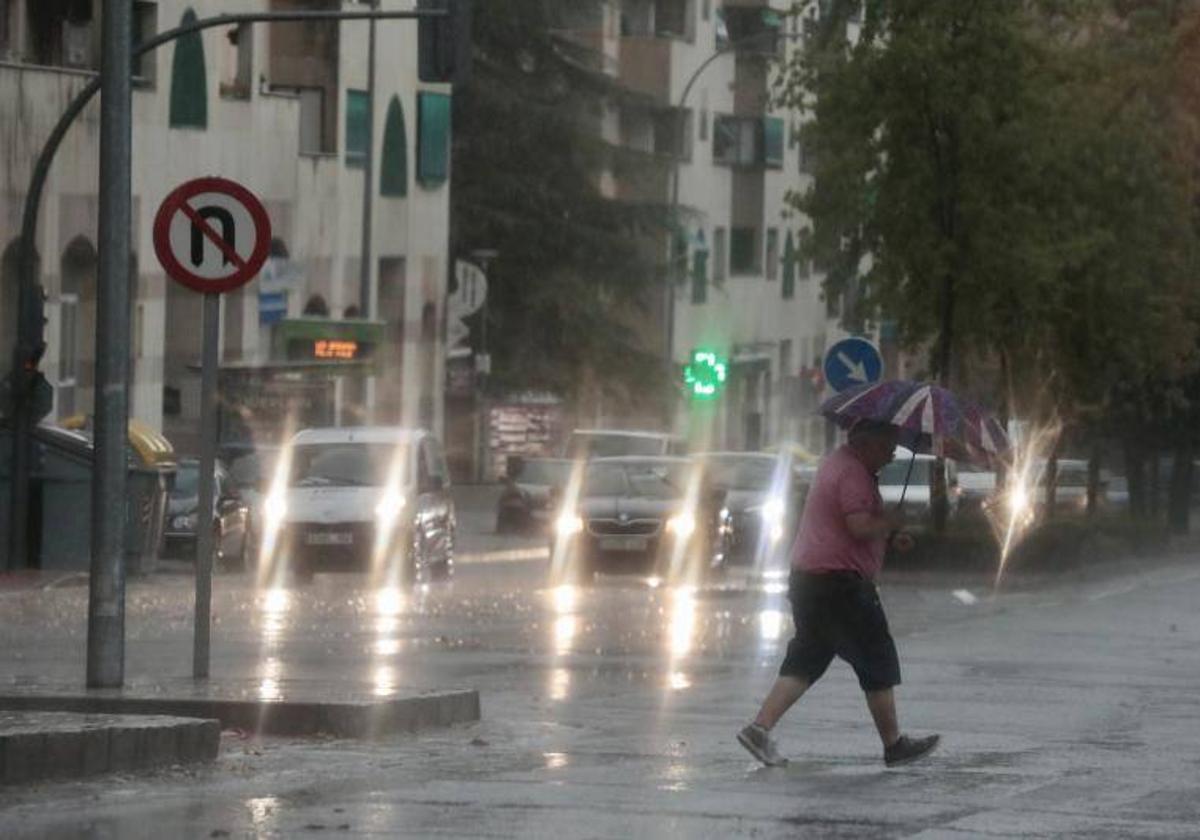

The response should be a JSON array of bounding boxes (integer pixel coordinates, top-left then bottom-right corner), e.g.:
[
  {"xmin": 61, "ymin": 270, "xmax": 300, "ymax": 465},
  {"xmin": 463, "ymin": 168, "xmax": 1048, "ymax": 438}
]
[{"xmin": 896, "ymin": 451, "xmax": 916, "ymax": 509}]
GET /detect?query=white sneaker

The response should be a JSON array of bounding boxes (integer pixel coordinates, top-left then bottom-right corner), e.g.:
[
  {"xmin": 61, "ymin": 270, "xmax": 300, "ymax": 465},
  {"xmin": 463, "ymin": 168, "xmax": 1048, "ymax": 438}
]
[{"xmin": 737, "ymin": 723, "xmax": 788, "ymax": 767}]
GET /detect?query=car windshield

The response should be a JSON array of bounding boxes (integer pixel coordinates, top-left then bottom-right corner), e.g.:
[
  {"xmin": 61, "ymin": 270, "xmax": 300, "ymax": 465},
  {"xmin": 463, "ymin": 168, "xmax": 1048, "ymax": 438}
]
[
  {"xmin": 704, "ymin": 457, "xmax": 776, "ymax": 491},
  {"xmin": 171, "ymin": 464, "xmax": 199, "ymax": 499},
  {"xmin": 290, "ymin": 444, "xmax": 406, "ymax": 488},
  {"xmin": 519, "ymin": 460, "xmax": 571, "ymax": 485},
  {"xmin": 572, "ymin": 434, "xmax": 665, "ymax": 458},
  {"xmin": 878, "ymin": 458, "xmax": 932, "ymax": 486},
  {"xmin": 583, "ymin": 462, "xmax": 686, "ymax": 499}
]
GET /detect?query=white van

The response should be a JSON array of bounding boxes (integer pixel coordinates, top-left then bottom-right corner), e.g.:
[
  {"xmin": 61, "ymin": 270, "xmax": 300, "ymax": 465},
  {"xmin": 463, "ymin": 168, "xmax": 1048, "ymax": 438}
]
[{"xmin": 262, "ymin": 426, "xmax": 455, "ymax": 581}]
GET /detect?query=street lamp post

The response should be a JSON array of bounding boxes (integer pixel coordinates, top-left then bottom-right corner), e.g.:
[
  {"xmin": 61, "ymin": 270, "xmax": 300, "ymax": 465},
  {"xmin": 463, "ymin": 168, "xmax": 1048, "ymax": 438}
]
[{"xmin": 470, "ymin": 248, "xmax": 498, "ymax": 482}]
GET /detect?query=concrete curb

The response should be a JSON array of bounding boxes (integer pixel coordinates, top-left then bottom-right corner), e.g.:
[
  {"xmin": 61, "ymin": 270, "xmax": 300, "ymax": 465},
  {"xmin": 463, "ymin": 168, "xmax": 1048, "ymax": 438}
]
[
  {"xmin": 0, "ymin": 690, "xmax": 481, "ymax": 738},
  {"xmin": 0, "ymin": 712, "xmax": 219, "ymax": 785}
]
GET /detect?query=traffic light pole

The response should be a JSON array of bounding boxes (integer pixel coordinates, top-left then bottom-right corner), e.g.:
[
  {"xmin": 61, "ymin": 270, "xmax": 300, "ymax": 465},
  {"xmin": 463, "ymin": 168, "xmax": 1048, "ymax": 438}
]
[
  {"xmin": 5, "ymin": 7, "xmax": 447, "ymax": 575},
  {"xmin": 87, "ymin": 0, "xmax": 133, "ymax": 688}
]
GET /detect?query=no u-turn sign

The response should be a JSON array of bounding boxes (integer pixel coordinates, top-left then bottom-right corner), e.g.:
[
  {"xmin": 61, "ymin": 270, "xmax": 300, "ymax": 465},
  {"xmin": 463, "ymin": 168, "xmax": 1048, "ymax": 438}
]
[{"xmin": 152, "ymin": 176, "xmax": 271, "ymax": 294}]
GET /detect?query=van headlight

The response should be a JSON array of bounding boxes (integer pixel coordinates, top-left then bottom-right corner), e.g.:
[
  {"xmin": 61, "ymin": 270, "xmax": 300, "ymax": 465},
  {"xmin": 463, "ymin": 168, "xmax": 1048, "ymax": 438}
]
[
  {"xmin": 374, "ymin": 490, "xmax": 406, "ymax": 526},
  {"xmin": 264, "ymin": 491, "xmax": 287, "ymax": 528},
  {"xmin": 555, "ymin": 512, "xmax": 583, "ymax": 537},
  {"xmin": 666, "ymin": 511, "xmax": 696, "ymax": 539}
]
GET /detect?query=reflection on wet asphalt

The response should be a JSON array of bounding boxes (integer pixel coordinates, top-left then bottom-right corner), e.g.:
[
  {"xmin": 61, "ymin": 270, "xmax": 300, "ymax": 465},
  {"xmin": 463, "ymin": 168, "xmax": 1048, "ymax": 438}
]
[{"xmin": 3, "ymin": 553, "xmax": 1200, "ymax": 838}]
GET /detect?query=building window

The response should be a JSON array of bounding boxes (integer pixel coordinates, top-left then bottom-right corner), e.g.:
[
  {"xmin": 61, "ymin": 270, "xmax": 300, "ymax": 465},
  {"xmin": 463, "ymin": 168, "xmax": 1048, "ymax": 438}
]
[
  {"xmin": 0, "ymin": 1, "xmax": 8, "ymax": 57},
  {"xmin": 170, "ymin": 8, "xmax": 208, "ymax": 129},
  {"xmin": 691, "ymin": 231, "xmax": 708, "ymax": 305},
  {"xmin": 764, "ymin": 117, "xmax": 784, "ymax": 169},
  {"xmin": 782, "ymin": 230, "xmax": 798, "ymax": 299},
  {"xmin": 417, "ymin": 91, "xmax": 452, "ymax": 188},
  {"xmin": 712, "ymin": 227, "xmax": 727, "ymax": 285},
  {"xmin": 715, "ymin": 115, "xmax": 786, "ymax": 168},
  {"xmin": 730, "ymin": 227, "xmax": 760, "ymax": 276},
  {"xmin": 653, "ymin": 108, "xmax": 692, "ymax": 161},
  {"xmin": 297, "ymin": 89, "xmax": 327, "ymax": 155},
  {"xmin": 346, "ymin": 88, "xmax": 369, "ymax": 167},
  {"xmin": 131, "ymin": 2, "xmax": 158, "ymax": 83},
  {"xmin": 381, "ymin": 96, "xmax": 408, "ymax": 197},
  {"xmin": 25, "ymin": 0, "xmax": 97, "ymax": 69},
  {"xmin": 219, "ymin": 22, "xmax": 253, "ymax": 99},
  {"xmin": 766, "ymin": 228, "xmax": 779, "ymax": 280}
]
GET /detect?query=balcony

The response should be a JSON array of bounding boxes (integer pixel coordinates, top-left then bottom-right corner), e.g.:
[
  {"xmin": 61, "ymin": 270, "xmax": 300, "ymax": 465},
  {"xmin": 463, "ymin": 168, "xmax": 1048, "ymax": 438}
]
[{"xmin": 618, "ymin": 37, "xmax": 672, "ymax": 105}]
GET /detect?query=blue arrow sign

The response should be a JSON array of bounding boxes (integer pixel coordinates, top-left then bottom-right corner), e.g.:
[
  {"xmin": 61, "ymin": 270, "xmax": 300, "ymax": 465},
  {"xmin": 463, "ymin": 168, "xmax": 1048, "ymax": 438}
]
[{"xmin": 823, "ymin": 337, "xmax": 883, "ymax": 393}]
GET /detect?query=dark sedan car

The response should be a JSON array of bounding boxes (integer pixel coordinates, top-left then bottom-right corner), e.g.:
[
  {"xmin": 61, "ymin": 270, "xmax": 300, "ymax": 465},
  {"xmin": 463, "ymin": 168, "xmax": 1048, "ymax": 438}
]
[
  {"xmin": 553, "ymin": 456, "xmax": 729, "ymax": 581},
  {"xmin": 696, "ymin": 452, "xmax": 811, "ymax": 568},
  {"xmin": 496, "ymin": 457, "xmax": 573, "ymax": 534},
  {"xmin": 162, "ymin": 459, "xmax": 252, "ymax": 570}
]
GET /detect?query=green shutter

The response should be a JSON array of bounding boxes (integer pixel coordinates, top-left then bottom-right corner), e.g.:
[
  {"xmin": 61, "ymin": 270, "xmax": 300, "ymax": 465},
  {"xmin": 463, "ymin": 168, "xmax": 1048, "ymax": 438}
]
[
  {"xmin": 417, "ymin": 92, "xmax": 452, "ymax": 187},
  {"xmin": 346, "ymin": 89, "xmax": 369, "ymax": 168},
  {"xmin": 380, "ymin": 96, "xmax": 408, "ymax": 197},
  {"xmin": 764, "ymin": 117, "xmax": 784, "ymax": 169},
  {"xmin": 169, "ymin": 9, "xmax": 208, "ymax": 129}
]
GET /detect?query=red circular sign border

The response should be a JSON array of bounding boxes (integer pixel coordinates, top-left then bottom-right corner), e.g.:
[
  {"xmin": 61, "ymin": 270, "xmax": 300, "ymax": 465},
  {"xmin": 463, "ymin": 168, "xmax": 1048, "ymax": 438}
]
[{"xmin": 152, "ymin": 176, "xmax": 272, "ymax": 295}]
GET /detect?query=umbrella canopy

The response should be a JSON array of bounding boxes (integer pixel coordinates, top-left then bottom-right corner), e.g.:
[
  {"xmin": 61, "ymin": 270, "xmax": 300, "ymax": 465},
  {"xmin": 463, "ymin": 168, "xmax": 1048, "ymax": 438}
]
[{"xmin": 819, "ymin": 380, "xmax": 1009, "ymax": 466}]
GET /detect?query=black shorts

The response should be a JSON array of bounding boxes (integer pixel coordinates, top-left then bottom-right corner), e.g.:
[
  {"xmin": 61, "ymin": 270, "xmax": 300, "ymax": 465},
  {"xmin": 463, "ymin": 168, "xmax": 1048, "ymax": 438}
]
[{"xmin": 779, "ymin": 569, "xmax": 901, "ymax": 692}]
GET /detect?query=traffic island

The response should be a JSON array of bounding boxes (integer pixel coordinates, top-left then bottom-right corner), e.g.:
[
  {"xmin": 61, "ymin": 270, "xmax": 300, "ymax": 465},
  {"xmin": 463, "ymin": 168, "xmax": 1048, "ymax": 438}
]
[
  {"xmin": 0, "ymin": 711, "xmax": 219, "ymax": 785},
  {"xmin": 0, "ymin": 685, "xmax": 481, "ymax": 738}
]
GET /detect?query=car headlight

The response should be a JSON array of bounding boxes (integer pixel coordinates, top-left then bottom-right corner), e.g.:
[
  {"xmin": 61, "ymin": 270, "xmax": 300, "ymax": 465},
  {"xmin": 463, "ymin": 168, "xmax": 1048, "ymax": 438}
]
[
  {"xmin": 374, "ymin": 489, "xmax": 406, "ymax": 526},
  {"xmin": 172, "ymin": 513, "xmax": 197, "ymax": 531},
  {"xmin": 666, "ymin": 512, "xmax": 696, "ymax": 539},
  {"xmin": 1009, "ymin": 485, "xmax": 1030, "ymax": 516},
  {"xmin": 555, "ymin": 512, "xmax": 583, "ymax": 536}
]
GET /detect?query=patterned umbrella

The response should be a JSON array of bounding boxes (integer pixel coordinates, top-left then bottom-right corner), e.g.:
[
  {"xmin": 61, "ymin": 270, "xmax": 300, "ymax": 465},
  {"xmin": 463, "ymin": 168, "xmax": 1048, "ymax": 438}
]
[{"xmin": 819, "ymin": 380, "xmax": 1010, "ymax": 466}]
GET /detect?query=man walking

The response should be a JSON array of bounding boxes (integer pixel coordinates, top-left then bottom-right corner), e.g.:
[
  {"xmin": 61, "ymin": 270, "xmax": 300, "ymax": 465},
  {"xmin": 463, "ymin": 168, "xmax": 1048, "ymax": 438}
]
[{"xmin": 737, "ymin": 419, "xmax": 940, "ymax": 767}]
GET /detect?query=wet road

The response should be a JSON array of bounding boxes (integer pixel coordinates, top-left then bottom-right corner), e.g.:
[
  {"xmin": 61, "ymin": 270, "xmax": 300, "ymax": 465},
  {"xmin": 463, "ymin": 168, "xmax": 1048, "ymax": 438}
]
[{"xmin": 2, "ymin": 528, "xmax": 1200, "ymax": 837}]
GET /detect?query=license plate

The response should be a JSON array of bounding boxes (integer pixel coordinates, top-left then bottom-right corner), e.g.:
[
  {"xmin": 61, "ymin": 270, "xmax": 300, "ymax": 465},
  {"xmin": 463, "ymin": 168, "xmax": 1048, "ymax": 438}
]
[
  {"xmin": 598, "ymin": 536, "xmax": 647, "ymax": 552},
  {"xmin": 306, "ymin": 531, "xmax": 353, "ymax": 546}
]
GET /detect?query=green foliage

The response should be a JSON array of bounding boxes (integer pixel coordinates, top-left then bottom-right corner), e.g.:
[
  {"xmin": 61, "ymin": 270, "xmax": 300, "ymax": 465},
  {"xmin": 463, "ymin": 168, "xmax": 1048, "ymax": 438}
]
[
  {"xmin": 777, "ymin": 0, "xmax": 1200, "ymax": 428},
  {"xmin": 451, "ymin": 0, "xmax": 671, "ymax": 411}
]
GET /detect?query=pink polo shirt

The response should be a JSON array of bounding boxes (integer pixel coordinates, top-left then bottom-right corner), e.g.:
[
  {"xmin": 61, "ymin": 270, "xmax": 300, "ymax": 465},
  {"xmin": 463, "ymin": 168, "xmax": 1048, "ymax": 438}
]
[{"xmin": 791, "ymin": 445, "xmax": 886, "ymax": 580}]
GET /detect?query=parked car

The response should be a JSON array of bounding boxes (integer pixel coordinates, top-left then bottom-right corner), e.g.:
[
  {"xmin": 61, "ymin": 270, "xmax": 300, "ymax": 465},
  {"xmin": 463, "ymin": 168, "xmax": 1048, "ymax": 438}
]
[
  {"xmin": 553, "ymin": 456, "xmax": 729, "ymax": 580},
  {"xmin": 694, "ymin": 451, "xmax": 810, "ymax": 567},
  {"xmin": 565, "ymin": 429, "xmax": 686, "ymax": 459},
  {"xmin": 877, "ymin": 447, "xmax": 960, "ymax": 531},
  {"xmin": 955, "ymin": 464, "xmax": 996, "ymax": 521},
  {"xmin": 162, "ymin": 458, "xmax": 251, "ymax": 570},
  {"xmin": 496, "ymin": 457, "xmax": 573, "ymax": 534},
  {"xmin": 262, "ymin": 427, "xmax": 455, "ymax": 583}
]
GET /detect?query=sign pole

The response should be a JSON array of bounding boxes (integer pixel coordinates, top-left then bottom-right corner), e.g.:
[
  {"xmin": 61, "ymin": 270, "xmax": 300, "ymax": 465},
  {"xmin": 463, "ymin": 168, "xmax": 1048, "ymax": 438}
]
[
  {"xmin": 193, "ymin": 292, "xmax": 221, "ymax": 679},
  {"xmin": 87, "ymin": 0, "xmax": 132, "ymax": 689}
]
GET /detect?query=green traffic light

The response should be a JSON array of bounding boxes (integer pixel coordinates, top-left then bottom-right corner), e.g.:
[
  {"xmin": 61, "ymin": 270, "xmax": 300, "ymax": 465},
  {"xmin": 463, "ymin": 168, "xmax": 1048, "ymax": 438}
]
[{"xmin": 683, "ymin": 350, "xmax": 727, "ymax": 400}]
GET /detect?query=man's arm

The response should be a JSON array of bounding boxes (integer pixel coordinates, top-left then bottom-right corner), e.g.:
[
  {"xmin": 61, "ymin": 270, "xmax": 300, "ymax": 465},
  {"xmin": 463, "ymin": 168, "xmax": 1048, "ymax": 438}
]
[{"xmin": 845, "ymin": 509, "xmax": 903, "ymax": 542}]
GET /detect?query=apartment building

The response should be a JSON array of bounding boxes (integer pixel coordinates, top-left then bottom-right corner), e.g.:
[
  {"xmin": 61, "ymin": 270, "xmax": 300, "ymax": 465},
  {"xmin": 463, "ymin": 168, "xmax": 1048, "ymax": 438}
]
[
  {"xmin": 0, "ymin": 0, "xmax": 453, "ymax": 452},
  {"xmin": 562, "ymin": 0, "xmax": 868, "ymax": 453}
]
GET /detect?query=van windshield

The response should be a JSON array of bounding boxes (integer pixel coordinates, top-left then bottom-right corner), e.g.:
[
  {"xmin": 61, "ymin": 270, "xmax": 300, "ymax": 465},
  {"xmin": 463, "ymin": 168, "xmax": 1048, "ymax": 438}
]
[{"xmin": 290, "ymin": 444, "xmax": 408, "ymax": 488}]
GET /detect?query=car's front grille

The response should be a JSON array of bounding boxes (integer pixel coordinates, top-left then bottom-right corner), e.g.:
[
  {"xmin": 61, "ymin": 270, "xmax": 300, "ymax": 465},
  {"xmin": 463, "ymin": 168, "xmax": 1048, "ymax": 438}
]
[{"xmin": 586, "ymin": 518, "xmax": 661, "ymax": 537}]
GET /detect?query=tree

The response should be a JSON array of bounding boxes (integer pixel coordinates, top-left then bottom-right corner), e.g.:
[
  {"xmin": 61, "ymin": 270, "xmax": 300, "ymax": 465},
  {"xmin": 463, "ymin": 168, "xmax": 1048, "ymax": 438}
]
[
  {"xmin": 779, "ymin": 0, "xmax": 1200, "ymax": 529},
  {"xmin": 451, "ymin": 1, "xmax": 672, "ymax": 417}
]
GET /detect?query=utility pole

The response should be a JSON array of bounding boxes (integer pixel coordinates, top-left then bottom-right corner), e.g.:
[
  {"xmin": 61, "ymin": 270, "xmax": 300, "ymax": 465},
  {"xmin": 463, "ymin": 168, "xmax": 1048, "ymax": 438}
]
[
  {"xmin": 358, "ymin": 0, "xmax": 379, "ymax": 319},
  {"xmin": 87, "ymin": 0, "xmax": 133, "ymax": 688}
]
